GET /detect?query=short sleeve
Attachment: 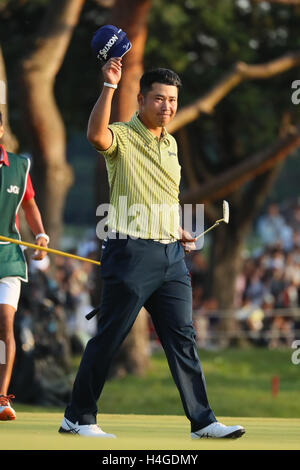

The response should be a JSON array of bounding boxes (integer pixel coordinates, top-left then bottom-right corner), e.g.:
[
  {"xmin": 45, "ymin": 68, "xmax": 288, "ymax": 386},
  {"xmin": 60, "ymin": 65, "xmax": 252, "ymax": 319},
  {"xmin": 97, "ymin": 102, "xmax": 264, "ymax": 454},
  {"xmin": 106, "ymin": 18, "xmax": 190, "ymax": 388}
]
[
  {"xmin": 22, "ymin": 173, "xmax": 35, "ymax": 202},
  {"xmin": 96, "ymin": 122, "xmax": 128, "ymax": 159}
]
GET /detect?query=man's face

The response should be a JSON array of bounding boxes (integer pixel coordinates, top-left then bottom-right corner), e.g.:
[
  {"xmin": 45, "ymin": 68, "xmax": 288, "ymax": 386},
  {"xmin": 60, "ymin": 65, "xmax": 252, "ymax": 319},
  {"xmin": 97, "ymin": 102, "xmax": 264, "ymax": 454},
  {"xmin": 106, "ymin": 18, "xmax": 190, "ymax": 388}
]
[
  {"xmin": 138, "ymin": 82, "xmax": 178, "ymax": 128},
  {"xmin": 0, "ymin": 125, "xmax": 4, "ymax": 141}
]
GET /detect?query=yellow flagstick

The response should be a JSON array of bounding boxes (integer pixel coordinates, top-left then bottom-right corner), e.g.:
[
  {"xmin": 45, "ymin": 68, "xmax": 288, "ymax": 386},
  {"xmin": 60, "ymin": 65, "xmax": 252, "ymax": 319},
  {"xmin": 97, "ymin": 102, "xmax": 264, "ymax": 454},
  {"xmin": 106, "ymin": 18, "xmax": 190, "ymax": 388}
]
[{"xmin": 0, "ymin": 235, "xmax": 101, "ymax": 266}]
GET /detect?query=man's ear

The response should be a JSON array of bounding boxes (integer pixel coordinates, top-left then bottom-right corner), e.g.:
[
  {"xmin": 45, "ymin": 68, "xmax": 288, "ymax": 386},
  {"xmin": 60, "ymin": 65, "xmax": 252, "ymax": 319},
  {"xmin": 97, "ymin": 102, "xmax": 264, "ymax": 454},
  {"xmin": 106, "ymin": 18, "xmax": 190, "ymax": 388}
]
[
  {"xmin": 0, "ymin": 125, "xmax": 4, "ymax": 140},
  {"xmin": 137, "ymin": 93, "xmax": 144, "ymax": 107}
]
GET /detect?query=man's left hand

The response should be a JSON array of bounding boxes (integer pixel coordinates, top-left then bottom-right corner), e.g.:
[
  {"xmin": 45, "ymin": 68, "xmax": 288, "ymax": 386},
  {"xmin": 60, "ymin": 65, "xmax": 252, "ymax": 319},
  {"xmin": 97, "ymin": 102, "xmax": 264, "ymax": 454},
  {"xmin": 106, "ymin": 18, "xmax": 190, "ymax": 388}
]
[
  {"xmin": 180, "ymin": 229, "xmax": 196, "ymax": 254},
  {"xmin": 32, "ymin": 237, "xmax": 48, "ymax": 260}
]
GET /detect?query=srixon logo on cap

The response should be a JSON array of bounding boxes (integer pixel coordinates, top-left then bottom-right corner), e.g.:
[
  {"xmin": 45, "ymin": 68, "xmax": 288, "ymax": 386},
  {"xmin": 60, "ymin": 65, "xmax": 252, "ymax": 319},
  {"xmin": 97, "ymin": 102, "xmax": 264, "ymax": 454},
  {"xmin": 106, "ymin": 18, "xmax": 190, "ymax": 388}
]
[
  {"xmin": 92, "ymin": 25, "xmax": 132, "ymax": 62},
  {"xmin": 97, "ymin": 34, "xmax": 119, "ymax": 60}
]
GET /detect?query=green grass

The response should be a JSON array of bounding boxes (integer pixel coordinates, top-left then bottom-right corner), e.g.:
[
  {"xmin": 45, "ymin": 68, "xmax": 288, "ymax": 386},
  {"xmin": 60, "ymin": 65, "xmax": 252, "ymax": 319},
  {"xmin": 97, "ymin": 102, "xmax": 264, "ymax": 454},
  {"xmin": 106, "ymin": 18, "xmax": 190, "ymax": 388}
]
[
  {"xmin": 95, "ymin": 348, "xmax": 300, "ymax": 418},
  {"xmin": 0, "ymin": 414, "xmax": 300, "ymax": 450},
  {"xmin": 16, "ymin": 347, "xmax": 300, "ymax": 418},
  {"xmin": 2, "ymin": 349, "xmax": 300, "ymax": 450}
]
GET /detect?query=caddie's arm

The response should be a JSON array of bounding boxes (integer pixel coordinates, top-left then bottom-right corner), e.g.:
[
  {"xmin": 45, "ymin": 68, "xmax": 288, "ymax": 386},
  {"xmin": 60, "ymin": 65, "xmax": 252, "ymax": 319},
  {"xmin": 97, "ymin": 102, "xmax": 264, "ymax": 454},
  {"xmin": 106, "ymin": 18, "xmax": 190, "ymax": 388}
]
[
  {"xmin": 87, "ymin": 57, "xmax": 122, "ymax": 151},
  {"xmin": 21, "ymin": 197, "xmax": 48, "ymax": 260}
]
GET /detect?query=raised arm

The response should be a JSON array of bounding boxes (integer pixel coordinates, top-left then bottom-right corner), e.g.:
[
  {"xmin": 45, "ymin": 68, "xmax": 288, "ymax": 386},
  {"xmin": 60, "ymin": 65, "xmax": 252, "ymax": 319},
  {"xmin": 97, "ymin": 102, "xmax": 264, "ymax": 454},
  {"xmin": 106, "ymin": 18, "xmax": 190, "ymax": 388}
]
[{"xmin": 87, "ymin": 57, "xmax": 122, "ymax": 151}]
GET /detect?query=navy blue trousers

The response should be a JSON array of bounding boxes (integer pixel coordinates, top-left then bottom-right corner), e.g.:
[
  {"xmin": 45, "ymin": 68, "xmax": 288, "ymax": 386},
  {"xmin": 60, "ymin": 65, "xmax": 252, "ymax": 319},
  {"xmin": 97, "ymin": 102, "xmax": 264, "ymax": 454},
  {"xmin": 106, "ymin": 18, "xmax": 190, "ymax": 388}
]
[{"xmin": 65, "ymin": 237, "xmax": 216, "ymax": 432}]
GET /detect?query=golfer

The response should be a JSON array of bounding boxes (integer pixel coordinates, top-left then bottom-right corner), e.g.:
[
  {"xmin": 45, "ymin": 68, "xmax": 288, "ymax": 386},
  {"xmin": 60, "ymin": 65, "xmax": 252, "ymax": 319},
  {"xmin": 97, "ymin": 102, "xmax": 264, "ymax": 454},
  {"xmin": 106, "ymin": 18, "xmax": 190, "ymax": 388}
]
[
  {"xmin": 0, "ymin": 111, "xmax": 49, "ymax": 420},
  {"xmin": 59, "ymin": 60, "xmax": 245, "ymax": 439}
]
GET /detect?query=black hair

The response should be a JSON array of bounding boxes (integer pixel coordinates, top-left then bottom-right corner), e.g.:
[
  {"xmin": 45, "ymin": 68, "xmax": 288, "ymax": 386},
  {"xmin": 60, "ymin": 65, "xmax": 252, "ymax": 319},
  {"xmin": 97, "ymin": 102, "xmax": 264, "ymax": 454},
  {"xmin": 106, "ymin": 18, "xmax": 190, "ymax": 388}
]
[
  {"xmin": 0, "ymin": 111, "xmax": 2, "ymax": 126},
  {"xmin": 139, "ymin": 68, "xmax": 182, "ymax": 95}
]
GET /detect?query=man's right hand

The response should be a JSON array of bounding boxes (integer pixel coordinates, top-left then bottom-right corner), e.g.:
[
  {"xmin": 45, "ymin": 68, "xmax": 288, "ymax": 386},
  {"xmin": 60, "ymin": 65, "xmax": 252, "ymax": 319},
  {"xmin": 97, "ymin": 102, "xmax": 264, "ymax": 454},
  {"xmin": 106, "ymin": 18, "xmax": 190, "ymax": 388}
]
[
  {"xmin": 102, "ymin": 57, "xmax": 122, "ymax": 85},
  {"xmin": 87, "ymin": 57, "xmax": 122, "ymax": 151}
]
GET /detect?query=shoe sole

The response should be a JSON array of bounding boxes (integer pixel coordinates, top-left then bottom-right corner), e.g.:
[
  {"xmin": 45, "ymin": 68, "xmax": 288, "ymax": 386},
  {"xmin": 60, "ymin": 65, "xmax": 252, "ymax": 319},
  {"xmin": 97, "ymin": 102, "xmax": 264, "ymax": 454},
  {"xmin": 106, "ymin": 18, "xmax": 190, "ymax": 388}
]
[
  {"xmin": 223, "ymin": 428, "xmax": 245, "ymax": 439},
  {"xmin": 58, "ymin": 426, "xmax": 116, "ymax": 438},
  {"xmin": 58, "ymin": 426, "xmax": 79, "ymax": 435},
  {"xmin": 191, "ymin": 428, "xmax": 246, "ymax": 439}
]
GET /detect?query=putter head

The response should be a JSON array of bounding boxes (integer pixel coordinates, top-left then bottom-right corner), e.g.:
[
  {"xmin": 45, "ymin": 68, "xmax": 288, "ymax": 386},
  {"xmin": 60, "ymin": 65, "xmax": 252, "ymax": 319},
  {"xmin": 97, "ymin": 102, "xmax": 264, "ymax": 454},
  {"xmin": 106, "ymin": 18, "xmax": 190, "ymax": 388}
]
[
  {"xmin": 222, "ymin": 200, "xmax": 229, "ymax": 224},
  {"xmin": 195, "ymin": 200, "xmax": 230, "ymax": 240}
]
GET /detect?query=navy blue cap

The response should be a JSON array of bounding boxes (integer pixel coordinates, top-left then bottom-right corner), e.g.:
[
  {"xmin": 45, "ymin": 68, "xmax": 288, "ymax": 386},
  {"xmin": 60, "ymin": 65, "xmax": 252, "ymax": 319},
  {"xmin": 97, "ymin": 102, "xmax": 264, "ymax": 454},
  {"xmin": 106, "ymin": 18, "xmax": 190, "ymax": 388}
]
[{"xmin": 91, "ymin": 25, "xmax": 132, "ymax": 62}]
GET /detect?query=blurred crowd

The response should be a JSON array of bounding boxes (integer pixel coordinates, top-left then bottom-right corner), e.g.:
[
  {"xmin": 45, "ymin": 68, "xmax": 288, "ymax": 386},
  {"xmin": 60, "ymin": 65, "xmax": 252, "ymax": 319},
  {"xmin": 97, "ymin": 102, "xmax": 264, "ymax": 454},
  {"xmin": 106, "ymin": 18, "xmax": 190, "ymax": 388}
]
[{"xmin": 191, "ymin": 200, "xmax": 300, "ymax": 350}]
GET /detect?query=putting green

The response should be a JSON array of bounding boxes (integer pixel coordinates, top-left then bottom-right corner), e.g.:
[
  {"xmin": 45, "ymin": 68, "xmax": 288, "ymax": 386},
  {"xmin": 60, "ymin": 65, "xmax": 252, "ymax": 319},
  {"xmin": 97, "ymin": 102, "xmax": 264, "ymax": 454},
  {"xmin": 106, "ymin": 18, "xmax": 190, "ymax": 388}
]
[{"xmin": 0, "ymin": 413, "xmax": 300, "ymax": 450}]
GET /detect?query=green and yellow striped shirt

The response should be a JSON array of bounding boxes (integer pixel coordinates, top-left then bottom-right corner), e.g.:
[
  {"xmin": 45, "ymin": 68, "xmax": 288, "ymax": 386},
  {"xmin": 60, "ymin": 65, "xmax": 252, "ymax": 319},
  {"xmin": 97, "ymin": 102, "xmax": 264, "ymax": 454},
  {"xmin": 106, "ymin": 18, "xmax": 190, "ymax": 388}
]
[{"xmin": 98, "ymin": 112, "xmax": 181, "ymax": 240}]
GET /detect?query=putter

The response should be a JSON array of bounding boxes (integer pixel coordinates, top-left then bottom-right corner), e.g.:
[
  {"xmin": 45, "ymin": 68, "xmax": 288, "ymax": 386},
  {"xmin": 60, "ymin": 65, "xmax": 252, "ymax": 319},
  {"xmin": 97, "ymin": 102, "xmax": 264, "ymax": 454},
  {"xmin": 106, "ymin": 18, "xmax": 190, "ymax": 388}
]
[{"xmin": 195, "ymin": 200, "xmax": 229, "ymax": 240}]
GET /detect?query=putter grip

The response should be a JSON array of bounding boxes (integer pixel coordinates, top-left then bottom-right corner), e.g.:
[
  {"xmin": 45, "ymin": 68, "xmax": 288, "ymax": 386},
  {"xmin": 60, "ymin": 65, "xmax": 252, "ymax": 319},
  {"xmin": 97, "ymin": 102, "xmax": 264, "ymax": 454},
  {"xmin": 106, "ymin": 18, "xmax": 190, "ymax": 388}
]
[{"xmin": 85, "ymin": 306, "xmax": 100, "ymax": 320}]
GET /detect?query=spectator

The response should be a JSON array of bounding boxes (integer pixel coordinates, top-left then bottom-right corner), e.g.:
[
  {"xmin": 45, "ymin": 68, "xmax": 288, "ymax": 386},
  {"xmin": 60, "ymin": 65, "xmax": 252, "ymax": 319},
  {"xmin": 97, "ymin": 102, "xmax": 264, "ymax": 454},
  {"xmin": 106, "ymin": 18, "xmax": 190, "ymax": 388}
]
[
  {"xmin": 257, "ymin": 203, "xmax": 286, "ymax": 247},
  {"xmin": 244, "ymin": 267, "xmax": 266, "ymax": 307}
]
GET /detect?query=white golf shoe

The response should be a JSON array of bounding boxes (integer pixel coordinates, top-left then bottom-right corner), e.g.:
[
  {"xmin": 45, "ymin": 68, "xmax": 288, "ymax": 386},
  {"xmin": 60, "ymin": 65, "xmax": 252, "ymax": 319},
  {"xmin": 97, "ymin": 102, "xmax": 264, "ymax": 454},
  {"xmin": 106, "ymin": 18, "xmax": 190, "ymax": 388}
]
[
  {"xmin": 58, "ymin": 417, "xmax": 116, "ymax": 438},
  {"xmin": 191, "ymin": 421, "xmax": 245, "ymax": 439}
]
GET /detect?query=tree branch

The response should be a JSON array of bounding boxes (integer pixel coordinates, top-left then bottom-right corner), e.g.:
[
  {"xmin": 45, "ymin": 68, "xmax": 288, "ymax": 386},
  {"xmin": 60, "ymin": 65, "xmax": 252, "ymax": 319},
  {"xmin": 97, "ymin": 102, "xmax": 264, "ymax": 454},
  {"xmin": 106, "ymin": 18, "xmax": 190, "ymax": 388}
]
[
  {"xmin": 179, "ymin": 127, "xmax": 300, "ymax": 205},
  {"xmin": 238, "ymin": 111, "xmax": 293, "ymax": 227},
  {"xmin": 168, "ymin": 51, "xmax": 300, "ymax": 134}
]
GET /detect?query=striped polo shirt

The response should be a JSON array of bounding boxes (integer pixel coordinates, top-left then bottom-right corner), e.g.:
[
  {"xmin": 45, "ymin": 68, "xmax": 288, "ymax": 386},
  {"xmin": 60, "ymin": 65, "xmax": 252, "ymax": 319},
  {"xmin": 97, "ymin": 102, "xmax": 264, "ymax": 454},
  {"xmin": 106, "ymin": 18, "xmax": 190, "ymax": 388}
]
[{"xmin": 98, "ymin": 112, "xmax": 181, "ymax": 240}]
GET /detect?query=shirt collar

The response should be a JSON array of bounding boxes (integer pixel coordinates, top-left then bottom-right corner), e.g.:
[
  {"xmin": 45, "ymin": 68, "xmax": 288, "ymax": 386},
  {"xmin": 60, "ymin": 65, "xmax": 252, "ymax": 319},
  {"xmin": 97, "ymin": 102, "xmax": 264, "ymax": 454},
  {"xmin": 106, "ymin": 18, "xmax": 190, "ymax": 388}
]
[
  {"xmin": 129, "ymin": 112, "xmax": 171, "ymax": 146},
  {"xmin": 0, "ymin": 145, "xmax": 9, "ymax": 166}
]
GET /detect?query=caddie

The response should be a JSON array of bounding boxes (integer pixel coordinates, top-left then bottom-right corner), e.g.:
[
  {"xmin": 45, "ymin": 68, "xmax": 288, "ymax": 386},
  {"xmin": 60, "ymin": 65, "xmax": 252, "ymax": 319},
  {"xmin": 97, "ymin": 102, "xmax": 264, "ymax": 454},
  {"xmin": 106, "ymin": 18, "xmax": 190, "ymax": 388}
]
[{"xmin": 0, "ymin": 111, "xmax": 49, "ymax": 420}]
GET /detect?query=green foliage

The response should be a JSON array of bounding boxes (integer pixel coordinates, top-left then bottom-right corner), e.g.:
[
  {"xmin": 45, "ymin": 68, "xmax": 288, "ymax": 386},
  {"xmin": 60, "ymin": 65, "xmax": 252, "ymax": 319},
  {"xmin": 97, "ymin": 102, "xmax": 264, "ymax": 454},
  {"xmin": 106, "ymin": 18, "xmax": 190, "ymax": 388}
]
[
  {"xmin": 146, "ymin": 0, "xmax": 300, "ymax": 166},
  {"xmin": 267, "ymin": 152, "xmax": 300, "ymax": 204}
]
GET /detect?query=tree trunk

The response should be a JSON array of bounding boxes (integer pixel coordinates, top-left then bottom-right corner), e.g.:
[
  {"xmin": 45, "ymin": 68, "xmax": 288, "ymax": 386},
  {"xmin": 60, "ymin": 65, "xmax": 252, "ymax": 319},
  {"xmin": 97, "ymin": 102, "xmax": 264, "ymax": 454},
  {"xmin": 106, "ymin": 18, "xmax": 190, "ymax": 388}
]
[
  {"xmin": 0, "ymin": 45, "xmax": 18, "ymax": 153},
  {"xmin": 209, "ymin": 223, "xmax": 246, "ymax": 346},
  {"xmin": 110, "ymin": 0, "xmax": 152, "ymax": 122},
  {"xmin": 18, "ymin": 0, "xmax": 85, "ymax": 249}
]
